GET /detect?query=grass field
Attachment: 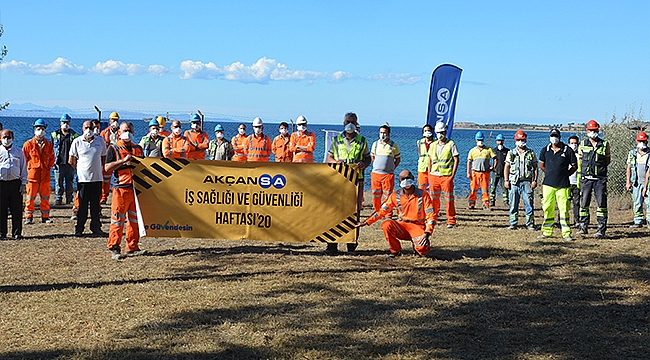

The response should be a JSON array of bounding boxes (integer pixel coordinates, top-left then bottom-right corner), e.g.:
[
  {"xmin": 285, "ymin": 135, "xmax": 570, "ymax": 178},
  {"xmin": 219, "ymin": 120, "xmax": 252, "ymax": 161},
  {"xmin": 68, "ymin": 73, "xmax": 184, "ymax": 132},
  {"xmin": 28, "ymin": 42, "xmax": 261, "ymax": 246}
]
[{"xmin": 1, "ymin": 197, "xmax": 649, "ymax": 360}]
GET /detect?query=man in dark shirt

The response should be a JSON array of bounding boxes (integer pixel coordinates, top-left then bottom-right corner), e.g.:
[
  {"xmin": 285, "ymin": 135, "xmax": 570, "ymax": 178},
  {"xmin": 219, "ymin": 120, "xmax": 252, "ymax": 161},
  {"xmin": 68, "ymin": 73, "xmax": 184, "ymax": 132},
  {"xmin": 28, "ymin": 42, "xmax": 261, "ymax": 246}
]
[
  {"xmin": 490, "ymin": 134, "xmax": 510, "ymax": 207},
  {"xmin": 51, "ymin": 114, "xmax": 78, "ymax": 205},
  {"xmin": 539, "ymin": 128, "xmax": 577, "ymax": 241}
]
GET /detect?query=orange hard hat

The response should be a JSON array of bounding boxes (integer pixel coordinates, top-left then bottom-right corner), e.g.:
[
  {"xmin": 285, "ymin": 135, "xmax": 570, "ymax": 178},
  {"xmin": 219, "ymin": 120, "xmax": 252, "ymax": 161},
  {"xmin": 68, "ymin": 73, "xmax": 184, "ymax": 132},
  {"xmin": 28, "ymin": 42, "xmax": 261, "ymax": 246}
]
[
  {"xmin": 514, "ymin": 130, "xmax": 527, "ymax": 140},
  {"xmin": 586, "ymin": 119, "xmax": 599, "ymax": 131},
  {"xmin": 637, "ymin": 131, "xmax": 648, "ymax": 141}
]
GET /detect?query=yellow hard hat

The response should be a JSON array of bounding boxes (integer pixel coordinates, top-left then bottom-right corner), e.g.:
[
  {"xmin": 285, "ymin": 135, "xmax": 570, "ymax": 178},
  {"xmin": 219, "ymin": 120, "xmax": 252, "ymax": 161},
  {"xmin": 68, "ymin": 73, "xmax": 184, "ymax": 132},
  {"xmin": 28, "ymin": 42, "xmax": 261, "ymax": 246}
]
[
  {"xmin": 156, "ymin": 115, "xmax": 166, "ymax": 127},
  {"xmin": 109, "ymin": 111, "xmax": 120, "ymax": 120}
]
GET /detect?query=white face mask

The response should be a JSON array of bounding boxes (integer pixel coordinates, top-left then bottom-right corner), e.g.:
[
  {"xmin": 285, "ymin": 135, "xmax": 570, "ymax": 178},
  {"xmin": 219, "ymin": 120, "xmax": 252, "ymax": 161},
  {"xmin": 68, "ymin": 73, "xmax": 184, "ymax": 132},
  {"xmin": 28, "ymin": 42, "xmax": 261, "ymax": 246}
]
[
  {"xmin": 150, "ymin": 128, "xmax": 159, "ymax": 137},
  {"xmin": 110, "ymin": 122, "xmax": 118, "ymax": 129},
  {"xmin": 569, "ymin": 143, "xmax": 578, "ymax": 151},
  {"xmin": 216, "ymin": 132, "xmax": 224, "ymax": 139},
  {"xmin": 83, "ymin": 129, "xmax": 94, "ymax": 138},
  {"xmin": 379, "ymin": 133, "xmax": 387, "ymax": 140},
  {"xmin": 254, "ymin": 127, "xmax": 263, "ymax": 135},
  {"xmin": 2, "ymin": 138, "xmax": 13, "ymax": 147},
  {"xmin": 476, "ymin": 141, "xmax": 484, "ymax": 147},
  {"xmin": 93, "ymin": 127, "xmax": 100, "ymax": 135},
  {"xmin": 400, "ymin": 178, "xmax": 415, "ymax": 189},
  {"xmin": 297, "ymin": 125, "xmax": 306, "ymax": 131},
  {"xmin": 120, "ymin": 131, "xmax": 133, "ymax": 142},
  {"xmin": 191, "ymin": 123, "xmax": 200, "ymax": 130},
  {"xmin": 637, "ymin": 142, "xmax": 647, "ymax": 150},
  {"xmin": 61, "ymin": 123, "xmax": 70, "ymax": 131},
  {"xmin": 344, "ymin": 123, "xmax": 356, "ymax": 133},
  {"xmin": 516, "ymin": 141, "xmax": 526, "ymax": 148},
  {"xmin": 423, "ymin": 131, "xmax": 433, "ymax": 138},
  {"xmin": 238, "ymin": 128, "xmax": 245, "ymax": 135},
  {"xmin": 34, "ymin": 129, "xmax": 45, "ymax": 138},
  {"xmin": 587, "ymin": 131, "xmax": 599, "ymax": 139},
  {"xmin": 436, "ymin": 132, "xmax": 446, "ymax": 140},
  {"xmin": 280, "ymin": 128, "xmax": 288, "ymax": 135},
  {"xmin": 173, "ymin": 127, "xmax": 182, "ymax": 135},
  {"xmin": 550, "ymin": 137, "xmax": 560, "ymax": 145},
  {"xmin": 497, "ymin": 144, "xmax": 503, "ymax": 150}
]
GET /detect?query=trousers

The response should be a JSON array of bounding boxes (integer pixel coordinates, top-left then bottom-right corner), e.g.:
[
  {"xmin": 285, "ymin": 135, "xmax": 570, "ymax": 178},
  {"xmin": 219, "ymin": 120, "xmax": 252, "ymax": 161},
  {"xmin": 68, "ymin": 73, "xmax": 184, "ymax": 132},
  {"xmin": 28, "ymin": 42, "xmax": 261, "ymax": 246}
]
[
  {"xmin": 76, "ymin": 181, "xmax": 103, "ymax": 235},
  {"xmin": 469, "ymin": 170, "xmax": 490, "ymax": 207},
  {"xmin": 631, "ymin": 183, "xmax": 650, "ymax": 225},
  {"xmin": 24, "ymin": 180, "xmax": 51, "ymax": 220},
  {"xmin": 427, "ymin": 174, "xmax": 456, "ymax": 225},
  {"xmin": 579, "ymin": 177, "xmax": 608, "ymax": 234},
  {"xmin": 489, "ymin": 174, "xmax": 509, "ymax": 205},
  {"xmin": 541, "ymin": 185, "xmax": 571, "ymax": 238},
  {"xmin": 54, "ymin": 163, "xmax": 75, "ymax": 203},
  {"xmin": 509, "ymin": 180, "xmax": 535, "ymax": 226},
  {"xmin": 108, "ymin": 187, "xmax": 140, "ymax": 252},
  {"xmin": 371, "ymin": 172, "xmax": 395, "ymax": 214},
  {"xmin": 0, "ymin": 179, "xmax": 23, "ymax": 237},
  {"xmin": 380, "ymin": 219, "xmax": 430, "ymax": 256}
]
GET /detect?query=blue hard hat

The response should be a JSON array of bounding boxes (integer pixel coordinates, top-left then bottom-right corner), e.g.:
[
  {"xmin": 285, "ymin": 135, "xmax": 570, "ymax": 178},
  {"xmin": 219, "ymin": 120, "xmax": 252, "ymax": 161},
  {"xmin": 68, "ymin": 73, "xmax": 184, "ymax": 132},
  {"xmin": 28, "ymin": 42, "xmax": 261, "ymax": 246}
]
[
  {"xmin": 214, "ymin": 124, "xmax": 224, "ymax": 132},
  {"xmin": 33, "ymin": 118, "xmax": 47, "ymax": 128},
  {"xmin": 190, "ymin": 113, "xmax": 202, "ymax": 122},
  {"xmin": 495, "ymin": 134, "xmax": 504, "ymax": 141},
  {"xmin": 148, "ymin": 119, "xmax": 160, "ymax": 127},
  {"xmin": 475, "ymin": 131, "xmax": 484, "ymax": 141},
  {"xmin": 60, "ymin": 113, "xmax": 71, "ymax": 122}
]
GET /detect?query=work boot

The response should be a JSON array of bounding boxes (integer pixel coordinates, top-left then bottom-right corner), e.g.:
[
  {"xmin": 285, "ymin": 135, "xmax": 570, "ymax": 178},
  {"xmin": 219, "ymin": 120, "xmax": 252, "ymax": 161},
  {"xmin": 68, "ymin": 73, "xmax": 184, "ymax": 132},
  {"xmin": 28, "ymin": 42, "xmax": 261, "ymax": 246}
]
[
  {"xmin": 24, "ymin": 218, "xmax": 33, "ymax": 225},
  {"xmin": 111, "ymin": 250, "xmax": 123, "ymax": 260},
  {"xmin": 385, "ymin": 252, "xmax": 402, "ymax": 259},
  {"xmin": 70, "ymin": 214, "xmax": 78, "ymax": 221},
  {"xmin": 42, "ymin": 218, "xmax": 53, "ymax": 224}
]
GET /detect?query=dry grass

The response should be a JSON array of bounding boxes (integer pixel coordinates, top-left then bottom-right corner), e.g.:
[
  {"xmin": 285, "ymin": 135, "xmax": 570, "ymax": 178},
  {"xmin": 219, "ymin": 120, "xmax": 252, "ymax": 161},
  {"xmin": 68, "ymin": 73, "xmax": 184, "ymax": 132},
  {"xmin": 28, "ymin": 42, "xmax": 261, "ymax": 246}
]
[{"xmin": 1, "ymin": 196, "xmax": 649, "ymax": 360}]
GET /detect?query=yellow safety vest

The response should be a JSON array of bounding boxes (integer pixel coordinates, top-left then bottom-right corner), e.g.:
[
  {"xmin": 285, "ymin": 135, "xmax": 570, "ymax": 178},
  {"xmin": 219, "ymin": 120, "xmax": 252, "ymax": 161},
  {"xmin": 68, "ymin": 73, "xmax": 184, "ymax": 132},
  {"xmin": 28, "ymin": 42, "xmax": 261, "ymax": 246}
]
[{"xmin": 429, "ymin": 140, "xmax": 455, "ymax": 176}]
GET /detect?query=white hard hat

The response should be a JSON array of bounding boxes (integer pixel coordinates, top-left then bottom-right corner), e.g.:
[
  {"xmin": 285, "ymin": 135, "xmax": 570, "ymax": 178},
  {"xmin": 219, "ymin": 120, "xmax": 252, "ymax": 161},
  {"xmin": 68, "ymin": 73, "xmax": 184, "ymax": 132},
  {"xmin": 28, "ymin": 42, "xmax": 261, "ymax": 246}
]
[
  {"xmin": 296, "ymin": 115, "xmax": 307, "ymax": 125},
  {"xmin": 434, "ymin": 121, "xmax": 447, "ymax": 133},
  {"xmin": 253, "ymin": 117, "xmax": 263, "ymax": 126}
]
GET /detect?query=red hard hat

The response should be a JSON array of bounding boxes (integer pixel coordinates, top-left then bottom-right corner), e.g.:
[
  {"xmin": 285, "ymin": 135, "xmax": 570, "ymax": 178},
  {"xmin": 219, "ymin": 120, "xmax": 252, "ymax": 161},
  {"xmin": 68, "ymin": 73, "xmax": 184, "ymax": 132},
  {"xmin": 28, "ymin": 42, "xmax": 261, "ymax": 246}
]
[
  {"xmin": 586, "ymin": 119, "xmax": 599, "ymax": 131},
  {"xmin": 514, "ymin": 130, "xmax": 527, "ymax": 140},
  {"xmin": 637, "ymin": 131, "xmax": 648, "ymax": 141}
]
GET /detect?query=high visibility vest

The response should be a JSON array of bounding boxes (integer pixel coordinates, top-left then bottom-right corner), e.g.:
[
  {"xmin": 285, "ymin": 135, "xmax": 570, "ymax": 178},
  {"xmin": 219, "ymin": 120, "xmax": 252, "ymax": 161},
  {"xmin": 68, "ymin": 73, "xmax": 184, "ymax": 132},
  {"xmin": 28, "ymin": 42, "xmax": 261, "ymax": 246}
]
[
  {"xmin": 109, "ymin": 141, "xmax": 143, "ymax": 188},
  {"xmin": 331, "ymin": 133, "xmax": 368, "ymax": 180},
  {"xmin": 579, "ymin": 138, "xmax": 609, "ymax": 178},
  {"xmin": 627, "ymin": 149, "xmax": 650, "ymax": 187},
  {"xmin": 429, "ymin": 140, "xmax": 455, "ymax": 176},
  {"xmin": 100, "ymin": 127, "xmax": 120, "ymax": 146},
  {"xmin": 290, "ymin": 131, "xmax": 316, "ymax": 162},
  {"xmin": 139, "ymin": 135, "xmax": 163, "ymax": 157},
  {"xmin": 416, "ymin": 138, "xmax": 430, "ymax": 172},
  {"xmin": 51, "ymin": 130, "xmax": 78, "ymax": 161},
  {"xmin": 163, "ymin": 134, "xmax": 188, "ymax": 159},
  {"xmin": 506, "ymin": 148, "xmax": 537, "ymax": 183},
  {"xmin": 231, "ymin": 134, "xmax": 248, "ymax": 161},
  {"xmin": 183, "ymin": 130, "xmax": 209, "ymax": 160},
  {"xmin": 245, "ymin": 134, "xmax": 272, "ymax": 162}
]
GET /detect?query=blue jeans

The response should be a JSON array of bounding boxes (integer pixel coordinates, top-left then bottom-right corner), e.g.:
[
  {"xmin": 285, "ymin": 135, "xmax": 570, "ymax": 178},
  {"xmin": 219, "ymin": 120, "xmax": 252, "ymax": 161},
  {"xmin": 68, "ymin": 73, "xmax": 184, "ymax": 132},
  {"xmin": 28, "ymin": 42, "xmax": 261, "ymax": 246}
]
[
  {"xmin": 631, "ymin": 184, "xmax": 650, "ymax": 225},
  {"xmin": 509, "ymin": 180, "xmax": 535, "ymax": 226},
  {"xmin": 54, "ymin": 163, "xmax": 75, "ymax": 203}
]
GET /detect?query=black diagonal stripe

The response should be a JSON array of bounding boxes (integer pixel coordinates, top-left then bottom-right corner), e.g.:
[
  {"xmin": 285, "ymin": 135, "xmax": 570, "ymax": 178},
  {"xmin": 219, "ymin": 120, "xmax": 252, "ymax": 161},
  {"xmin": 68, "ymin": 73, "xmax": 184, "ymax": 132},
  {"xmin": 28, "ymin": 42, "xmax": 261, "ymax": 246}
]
[
  {"xmin": 151, "ymin": 163, "xmax": 172, "ymax": 177},
  {"xmin": 347, "ymin": 216, "xmax": 357, "ymax": 224},
  {"xmin": 336, "ymin": 224, "xmax": 351, "ymax": 234},
  {"xmin": 131, "ymin": 158, "xmax": 141, "ymax": 164},
  {"xmin": 322, "ymin": 232, "xmax": 336, "ymax": 241},
  {"xmin": 342, "ymin": 219, "xmax": 355, "ymax": 229},
  {"xmin": 132, "ymin": 175, "xmax": 152, "ymax": 189},
  {"xmin": 329, "ymin": 227, "xmax": 343, "ymax": 238},
  {"xmin": 177, "ymin": 158, "xmax": 190, "ymax": 166},
  {"xmin": 160, "ymin": 158, "xmax": 182, "ymax": 171},
  {"xmin": 135, "ymin": 188, "xmax": 141, "ymax": 195},
  {"xmin": 140, "ymin": 168, "xmax": 162, "ymax": 183},
  {"xmin": 342, "ymin": 164, "xmax": 349, "ymax": 178},
  {"xmin": 315, "ymin": 236, "xmax": 326, "ymax": 243}
]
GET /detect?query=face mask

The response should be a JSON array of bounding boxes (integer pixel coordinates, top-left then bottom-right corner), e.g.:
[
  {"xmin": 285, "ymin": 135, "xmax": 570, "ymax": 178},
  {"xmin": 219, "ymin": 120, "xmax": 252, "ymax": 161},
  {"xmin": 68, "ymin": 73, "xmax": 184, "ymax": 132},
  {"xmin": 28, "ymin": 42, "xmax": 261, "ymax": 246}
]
[
  {"xmin": 93, "ymin": 128, "xmax": 100, "ymax": 135},
  {"xmin": 497, "ymin": 144, "xmax": 503, "ymax": 150},
  {"xmin": 254, "ymin": 127, "xmax": 263, "ymax": 135},
  {"xmin": 280, "ymin": 128, "xmax": 288, "ymax": 135},
  {"xmin": 436, "ymin": 132, "xmax": 446, "ymax": 140},
  {"xmin": 423, "ymin": 131, "xmax": 433, "ymax": 138},
  {"xmin": 344, "ymin": 123, "xmax": 356, "ymax": 133},
  {"xmin": 110, "ymin": 122, "xmax": 118, "ymax": 129},
  {"xmin": 297, "ymin": 125, "xmax": 306, "ymax": 131},
  {"xmin": 34, "ymin": 129, "xmax": 45, "ymax": 138},
  {"xmin": 61, "ymin": 123, "xmax": 70, "ymax": 131},
  {"xmin": 569, "ymin": 144, "xmax": 578, "ymax": 151},
  {"xmin": 150, "ymin": 129, "xmax": 159, "ymax": 137},
  {"xmin": 238, "ymin": 128, "xmax": 245, "ymax": 135},
  {"xmin": 587, "ymin": 131, "xmax": 599, "ymax": 139},
  {"xmin": 83, "ymin": 129, "xmax": 94, "ymax": 138},
  {"xmin": 637, "ymin": 142, "xmax": 647, "ymax": 150},
  {"xmin": 516, "ymin": 141, "xmax": 526, "ymax": 148},
  {"xmin": 400, "ymin": 178, "xmax": 415, "ymax": 189},
  {"xmin": 550, "ymin": 137, "xmax": 560, "ymax": 145},
  {"xmin": 173, "ymin": 127, "xmax": 182, "ymax": 135},
  {"xmin": 379, "ymin": 133, "xmax": 387, "ymax": 140},
  {"xmin": 191, "ymin": 123, "xmax": 200, "ymax": 130},
  {"xmin": 120, "ymin": 131, "xmax": 133, "ymax": 142},
  {"xmin": 2, "ymin": 138, "xmax": 12, "ymax": 147},
  {"xmin": 216, "ymin": 132, "xmax": 224, "ymax": 139},
  {"xmin": 477, "ymin": 141, "xmax": 484, "ymax": 147}
]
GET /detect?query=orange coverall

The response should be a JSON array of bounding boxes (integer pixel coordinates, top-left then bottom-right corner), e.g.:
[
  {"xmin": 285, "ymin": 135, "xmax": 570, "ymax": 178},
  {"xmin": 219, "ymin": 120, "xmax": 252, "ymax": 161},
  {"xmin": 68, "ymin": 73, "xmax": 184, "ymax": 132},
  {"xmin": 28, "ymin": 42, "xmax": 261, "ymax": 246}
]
[
  {"xmin": 272, "ymin": 134, "xmax": 293, "ymax": 162},
  {"xmin": 162, "ymin": 134, "xmax": 190, "ymax": 158},
  {"xmin": 23, "ymin": 137, "xmax": 55, "ymax": 220},
  {"xmin": 244, "ymin": 134, "xmax": 272, "ymax": 162},
  {"xmin": 290, "ymin": 131, "xmax": 316, "ymax": 163},
  {"xmin": 183, "ymin": 130, "xmax": 209, "ymax": 159},
  {"xmin": 107, "ymin": 141, "xmax": 144, "ymax": 253},
  {"xmin": 365, "ymin": 187, "xmax": 435, "ymax": 256},
  {"xmin": 100, "ymin": 127, "xmax": 120, "ymax": 203},
  {"xmin": 231, "ymin": 134, "xmax": 248, "ymax": 162}
]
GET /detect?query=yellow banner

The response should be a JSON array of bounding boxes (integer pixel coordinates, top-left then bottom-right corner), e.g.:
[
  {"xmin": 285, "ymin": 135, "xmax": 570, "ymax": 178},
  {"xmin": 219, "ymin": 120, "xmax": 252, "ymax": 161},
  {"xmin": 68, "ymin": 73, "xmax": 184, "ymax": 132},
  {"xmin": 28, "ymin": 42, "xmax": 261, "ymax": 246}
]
[{"xmin": 131, "ymin": 157, "xmax": 359, "ymax": 243}]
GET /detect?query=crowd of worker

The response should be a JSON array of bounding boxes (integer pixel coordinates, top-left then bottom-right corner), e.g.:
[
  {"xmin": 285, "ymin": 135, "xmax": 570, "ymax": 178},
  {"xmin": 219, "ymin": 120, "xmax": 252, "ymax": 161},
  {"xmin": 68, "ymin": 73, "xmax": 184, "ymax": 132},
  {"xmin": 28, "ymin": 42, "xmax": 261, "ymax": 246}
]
[{"xmin": 0, "ymin": 111, "xmax": 643, "ymax": 259}]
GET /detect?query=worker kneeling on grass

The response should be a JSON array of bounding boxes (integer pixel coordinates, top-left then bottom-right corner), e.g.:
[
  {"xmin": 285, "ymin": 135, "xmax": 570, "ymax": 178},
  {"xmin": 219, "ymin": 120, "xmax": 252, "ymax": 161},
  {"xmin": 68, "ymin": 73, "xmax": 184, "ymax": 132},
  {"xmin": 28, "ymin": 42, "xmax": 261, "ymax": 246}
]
[{"xmin": 356, "ymin": 170, "xmax": 434, "ymax": 259}]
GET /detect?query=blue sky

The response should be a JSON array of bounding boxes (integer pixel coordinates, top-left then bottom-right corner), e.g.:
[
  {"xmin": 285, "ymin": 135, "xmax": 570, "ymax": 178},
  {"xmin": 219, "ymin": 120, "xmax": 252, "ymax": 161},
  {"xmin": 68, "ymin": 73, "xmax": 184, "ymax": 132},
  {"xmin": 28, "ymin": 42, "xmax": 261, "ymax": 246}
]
[{"xmin": 0, "ymin": 0, "xmax": 648, "ymax": 125}]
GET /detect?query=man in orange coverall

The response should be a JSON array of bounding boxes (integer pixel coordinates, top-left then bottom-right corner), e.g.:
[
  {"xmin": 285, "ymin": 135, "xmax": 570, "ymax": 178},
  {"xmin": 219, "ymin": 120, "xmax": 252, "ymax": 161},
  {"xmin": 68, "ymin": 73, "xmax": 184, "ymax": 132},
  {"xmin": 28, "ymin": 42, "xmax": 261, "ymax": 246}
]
[
  {"xmin": 23, "ymin": 119, "xmax": 55, "ymax": 224},
  {"xmin": 355, "ymin": 170, "xmax": 434, "ymax": 258},
  {"xmin": 162, "ymin": 120, "xmax": 190, "ymax": 159},
  {"xmin": 184, "ymin": 113, "xmax": 209, "ymax": 159},
  {"xmin": 289, "ymin": 115, "xmax": 316, "ymax": 163},
  {"xmin": 99, "ymin": 111, "xmax": 121, "ymax": 204},
  {"xmin": 104, "ymin": 121, "xmax": 145, "ymax": 260}
]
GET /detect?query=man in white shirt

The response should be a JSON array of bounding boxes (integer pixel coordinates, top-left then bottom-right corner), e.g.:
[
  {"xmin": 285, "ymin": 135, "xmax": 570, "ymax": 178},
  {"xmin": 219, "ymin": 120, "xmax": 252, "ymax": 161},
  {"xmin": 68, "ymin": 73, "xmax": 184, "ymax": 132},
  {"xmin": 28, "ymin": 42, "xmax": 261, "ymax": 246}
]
[
  {"xmin": 69, "ymin": 121, "xmax": 107, "ymax": 237},
  {"xmin": 0, "ymin": 129, "xmax": 28, "ymax": 239}
]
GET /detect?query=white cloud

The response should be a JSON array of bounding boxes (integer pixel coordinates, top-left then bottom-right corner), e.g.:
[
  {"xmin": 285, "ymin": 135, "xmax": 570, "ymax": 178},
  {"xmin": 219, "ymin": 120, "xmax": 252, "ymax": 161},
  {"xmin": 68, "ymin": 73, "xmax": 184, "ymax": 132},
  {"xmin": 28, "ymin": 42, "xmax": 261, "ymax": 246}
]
[
  {"xmin": 369, "ymin": 73, "xmax": 422, "ymax": 85},
  {"xmin": 92, "ymin": 60, "xmax": 170, "ymax": 77},
  {"xmin": 0, "ymin": 57, "xmax": 87, "ymax": 75},
  {"xmin": 148, "ymin": 64, "xmax": 171, "ymax": 77},
  {"xmin": 330, "ymin": 71, "xmax": 355, "ymax": 83}
]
